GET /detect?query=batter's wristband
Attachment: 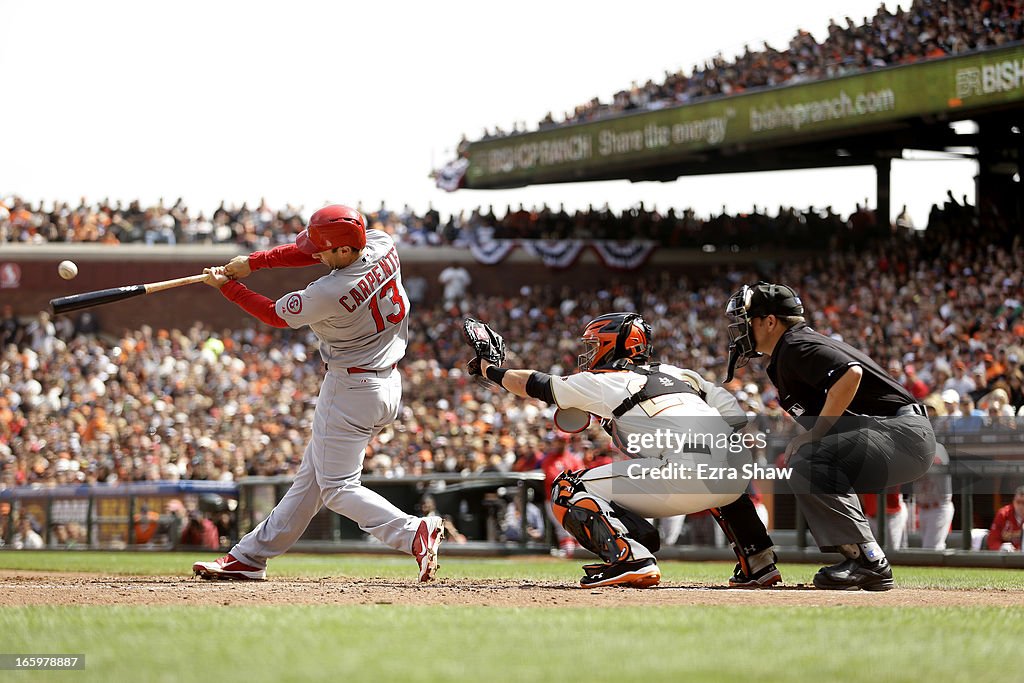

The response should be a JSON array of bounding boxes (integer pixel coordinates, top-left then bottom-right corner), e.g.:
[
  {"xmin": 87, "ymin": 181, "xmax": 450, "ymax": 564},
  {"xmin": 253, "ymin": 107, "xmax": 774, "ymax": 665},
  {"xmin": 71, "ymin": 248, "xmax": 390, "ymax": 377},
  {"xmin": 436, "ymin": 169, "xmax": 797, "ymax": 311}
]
[{"xmin": 485, "ymin": 365, "xmax": 508, "ymax": 386}]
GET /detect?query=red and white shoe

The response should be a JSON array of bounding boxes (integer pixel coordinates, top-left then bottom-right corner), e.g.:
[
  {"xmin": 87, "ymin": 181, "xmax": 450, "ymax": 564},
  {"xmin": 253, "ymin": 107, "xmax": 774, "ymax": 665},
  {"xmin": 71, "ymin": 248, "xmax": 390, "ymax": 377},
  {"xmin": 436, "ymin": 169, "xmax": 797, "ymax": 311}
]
[
  {"xmin": 412, "ymin": 517, "xmax": 445, "ymax": 582},
  {"xmin": 192, "ymin": 553, "xmax": 266, "ymax": 581}
]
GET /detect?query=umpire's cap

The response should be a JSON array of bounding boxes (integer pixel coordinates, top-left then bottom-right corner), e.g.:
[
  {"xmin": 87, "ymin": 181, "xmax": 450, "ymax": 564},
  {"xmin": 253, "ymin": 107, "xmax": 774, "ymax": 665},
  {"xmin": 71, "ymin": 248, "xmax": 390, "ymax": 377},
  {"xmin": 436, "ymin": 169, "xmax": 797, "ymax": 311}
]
[{"xmin": 745, "ymin": 282, "xmax": 804, "ymax": 317}]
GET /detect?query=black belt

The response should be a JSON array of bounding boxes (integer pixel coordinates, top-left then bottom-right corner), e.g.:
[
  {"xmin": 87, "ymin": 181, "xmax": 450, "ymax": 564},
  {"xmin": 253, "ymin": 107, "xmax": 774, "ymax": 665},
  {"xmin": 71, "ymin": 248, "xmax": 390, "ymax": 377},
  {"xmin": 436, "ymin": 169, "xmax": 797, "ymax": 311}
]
[{"xmin": 895, "ymin": 404, "xmax": 927, "ymax": 417}]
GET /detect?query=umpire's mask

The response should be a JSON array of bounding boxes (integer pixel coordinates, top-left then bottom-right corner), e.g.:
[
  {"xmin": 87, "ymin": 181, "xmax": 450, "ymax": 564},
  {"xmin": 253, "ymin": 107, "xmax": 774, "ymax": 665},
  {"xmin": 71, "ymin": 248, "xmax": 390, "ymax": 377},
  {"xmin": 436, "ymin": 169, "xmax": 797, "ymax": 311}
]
[
  {"xmin": 725, "ymin": 285, "xmax": 760, "ymax": 382},
  {"xmin": 724, "ymin": 282, "xmax": 804, "ymax": 382}
]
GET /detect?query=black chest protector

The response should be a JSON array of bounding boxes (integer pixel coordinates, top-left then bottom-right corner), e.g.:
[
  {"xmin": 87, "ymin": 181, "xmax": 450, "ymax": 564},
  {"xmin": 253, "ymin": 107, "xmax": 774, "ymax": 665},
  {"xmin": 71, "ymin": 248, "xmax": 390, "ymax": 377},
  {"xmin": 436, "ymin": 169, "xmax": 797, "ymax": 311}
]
[{"xmin": 608, "ymin": 360, "xmax": 704, "ymax": 418}]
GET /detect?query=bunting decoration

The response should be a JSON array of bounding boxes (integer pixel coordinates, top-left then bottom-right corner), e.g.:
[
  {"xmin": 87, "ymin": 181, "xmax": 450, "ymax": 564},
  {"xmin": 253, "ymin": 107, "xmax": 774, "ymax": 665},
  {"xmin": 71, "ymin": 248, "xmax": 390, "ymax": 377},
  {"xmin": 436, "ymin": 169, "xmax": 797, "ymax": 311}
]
[
  {"xmin": 592, "ymin": 240, "xmax": 658, "ymax": 271},
  {"xmin": 462, "ymin": 238, "xmax": 658, "ymax": 270},
  {"xmin": 434, "ymin": 158, "xmax": 469, "ymax": 192},
  {"xmin": 468, "ymin": 239, "xmax": 517, "ymax": 265},
  {"xmin": 519, "ymin": 240, "xmax": 586, "ymax": 269}
]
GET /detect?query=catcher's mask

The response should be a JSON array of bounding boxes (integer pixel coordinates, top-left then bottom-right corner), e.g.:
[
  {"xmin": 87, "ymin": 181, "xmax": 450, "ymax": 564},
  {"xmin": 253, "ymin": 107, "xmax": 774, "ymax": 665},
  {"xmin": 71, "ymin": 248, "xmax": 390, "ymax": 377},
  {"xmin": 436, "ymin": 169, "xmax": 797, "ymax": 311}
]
[
  {"xmin": 578, "ymin": 313, "xmax": 653, "ymax": 371},
  {"xmin": 725, "ymin": 282, "xmax": 803, "ymax": 381}
]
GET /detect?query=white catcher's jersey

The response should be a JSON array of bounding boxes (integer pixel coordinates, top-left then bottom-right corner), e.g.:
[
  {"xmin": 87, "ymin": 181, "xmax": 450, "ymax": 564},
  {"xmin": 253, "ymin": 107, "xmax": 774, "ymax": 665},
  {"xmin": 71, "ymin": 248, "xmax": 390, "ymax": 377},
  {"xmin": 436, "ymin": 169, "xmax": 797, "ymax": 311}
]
[
  {"xmin": 274, "ymin": 230, "xmax": 409, "ymax": 369},
  {"xmin": 550, "ymin": 363, "xmax": 747, "ymax": 459}
]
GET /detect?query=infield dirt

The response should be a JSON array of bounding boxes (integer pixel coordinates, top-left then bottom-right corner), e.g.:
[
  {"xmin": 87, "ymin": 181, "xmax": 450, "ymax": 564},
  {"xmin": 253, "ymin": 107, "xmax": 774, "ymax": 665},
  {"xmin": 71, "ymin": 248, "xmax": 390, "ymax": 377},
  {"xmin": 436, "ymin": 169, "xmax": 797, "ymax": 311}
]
[{"xmin": 3, "ymin": 571, "xmax": 1023, "ymax": 608}]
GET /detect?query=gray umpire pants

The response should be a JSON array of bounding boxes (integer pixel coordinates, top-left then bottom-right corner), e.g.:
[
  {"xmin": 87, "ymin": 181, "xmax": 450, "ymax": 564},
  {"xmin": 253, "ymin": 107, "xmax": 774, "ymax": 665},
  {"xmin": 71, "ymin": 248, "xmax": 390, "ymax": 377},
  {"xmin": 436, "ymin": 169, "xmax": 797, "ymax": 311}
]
[{"xmin": 789, "ymin": 412, "xmax": 935, "ymax": 551}]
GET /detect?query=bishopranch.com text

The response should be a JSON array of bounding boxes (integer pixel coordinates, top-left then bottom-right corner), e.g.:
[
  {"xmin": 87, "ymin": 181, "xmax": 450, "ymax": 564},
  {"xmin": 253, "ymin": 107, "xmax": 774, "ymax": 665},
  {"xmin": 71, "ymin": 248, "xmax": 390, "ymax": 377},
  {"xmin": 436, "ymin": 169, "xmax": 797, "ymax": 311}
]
[{"xmin": 750, "ymin": 87, "xmax": 896, "ymax": 132}]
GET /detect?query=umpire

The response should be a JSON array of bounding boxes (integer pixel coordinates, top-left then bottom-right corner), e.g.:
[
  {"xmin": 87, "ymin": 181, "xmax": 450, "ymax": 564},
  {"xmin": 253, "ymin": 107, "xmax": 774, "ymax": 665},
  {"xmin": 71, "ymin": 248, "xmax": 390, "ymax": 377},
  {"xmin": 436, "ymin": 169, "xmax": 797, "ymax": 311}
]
[{"xmin": 724, "ymin": 282, "xmax": 935, "ymax": 591}]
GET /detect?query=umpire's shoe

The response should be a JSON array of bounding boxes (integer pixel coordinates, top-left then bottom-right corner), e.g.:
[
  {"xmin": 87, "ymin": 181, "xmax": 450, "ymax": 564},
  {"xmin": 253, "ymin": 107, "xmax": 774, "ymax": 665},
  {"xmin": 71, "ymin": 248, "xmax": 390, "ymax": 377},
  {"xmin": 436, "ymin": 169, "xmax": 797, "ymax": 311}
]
[
  {"xmin": 812, "ymin": 556, "xmax": 894, "ymax": 591},
  {"xmin": 579, "ymin": 557, "xmax": 661, "ymax": 588},
  {"xmin": 192, "ymin": 554, "xmax": 266, "ymax": 581}
]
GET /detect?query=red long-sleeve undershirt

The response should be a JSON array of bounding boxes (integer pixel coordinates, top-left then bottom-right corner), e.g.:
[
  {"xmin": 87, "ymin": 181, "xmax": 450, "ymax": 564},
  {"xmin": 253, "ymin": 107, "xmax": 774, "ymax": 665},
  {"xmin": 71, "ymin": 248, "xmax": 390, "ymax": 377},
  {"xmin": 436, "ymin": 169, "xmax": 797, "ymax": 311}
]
[
  {"xmin": 248, "ymin": 243, "xmax": 320, "ymax": 270},
  {"xmin": 220, "ymin": 281, "xmax": 289, "ymax": 327},
  {"xmin": 218, "ymin": 243, "xmax": 320, "ymax": 327}
]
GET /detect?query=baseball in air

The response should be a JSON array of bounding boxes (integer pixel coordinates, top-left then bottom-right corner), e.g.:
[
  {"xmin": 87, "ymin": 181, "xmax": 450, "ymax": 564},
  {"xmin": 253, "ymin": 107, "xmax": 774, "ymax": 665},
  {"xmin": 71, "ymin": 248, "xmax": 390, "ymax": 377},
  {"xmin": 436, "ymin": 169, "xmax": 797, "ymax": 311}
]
[{"xmin": 58, "ymin": 260, "xmax": 79, "ymax": 280}]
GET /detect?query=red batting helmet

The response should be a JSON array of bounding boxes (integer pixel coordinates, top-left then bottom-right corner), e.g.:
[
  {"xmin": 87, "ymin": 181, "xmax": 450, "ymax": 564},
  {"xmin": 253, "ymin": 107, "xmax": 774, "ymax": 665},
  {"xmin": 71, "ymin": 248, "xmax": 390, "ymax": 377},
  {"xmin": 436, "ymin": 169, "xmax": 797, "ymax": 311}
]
[{"xmin": 295, "ymin": 205, "xmax": 367, "ymax": 255}]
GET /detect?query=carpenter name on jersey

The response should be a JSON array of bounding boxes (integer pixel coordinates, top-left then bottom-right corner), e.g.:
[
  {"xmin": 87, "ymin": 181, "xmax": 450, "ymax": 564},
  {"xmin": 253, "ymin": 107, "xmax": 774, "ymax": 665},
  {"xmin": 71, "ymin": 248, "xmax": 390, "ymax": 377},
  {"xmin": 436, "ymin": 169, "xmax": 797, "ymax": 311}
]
[{"xmin": 275, "ymin": 230, "xmax": 410, "ymax": 370}]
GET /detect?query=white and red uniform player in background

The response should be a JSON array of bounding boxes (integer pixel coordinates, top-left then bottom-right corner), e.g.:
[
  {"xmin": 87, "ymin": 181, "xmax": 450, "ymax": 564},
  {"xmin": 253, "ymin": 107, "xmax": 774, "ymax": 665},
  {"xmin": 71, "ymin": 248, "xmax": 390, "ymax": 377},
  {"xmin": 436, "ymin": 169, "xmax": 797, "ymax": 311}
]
[
  {"xmin": 540, "ymin": 437, "xmax": 583, "ymax": 557},
  {"xmin": 192, "ymin": 205, "xmax": 443, "ymax": 582},
  {"xmin": 913, "ymin": 443, "xmax": 954, "ymax": 550}
]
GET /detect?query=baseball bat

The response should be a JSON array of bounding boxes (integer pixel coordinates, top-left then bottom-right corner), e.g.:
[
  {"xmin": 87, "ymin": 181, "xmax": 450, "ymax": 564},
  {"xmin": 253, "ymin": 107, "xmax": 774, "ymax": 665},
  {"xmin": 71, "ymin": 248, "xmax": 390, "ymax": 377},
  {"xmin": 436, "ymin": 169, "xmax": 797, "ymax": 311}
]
[{"xmin": 50, "ymin": 273, "xmax": 210, "ymax": 315}]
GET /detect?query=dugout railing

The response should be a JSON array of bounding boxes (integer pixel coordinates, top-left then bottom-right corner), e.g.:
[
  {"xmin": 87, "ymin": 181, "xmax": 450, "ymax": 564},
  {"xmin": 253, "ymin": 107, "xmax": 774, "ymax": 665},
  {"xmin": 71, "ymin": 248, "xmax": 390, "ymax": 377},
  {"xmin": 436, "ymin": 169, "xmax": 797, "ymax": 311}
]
[{"xmin": 2, "ymin": 449, "xmax": 1022, "ymax": 568}]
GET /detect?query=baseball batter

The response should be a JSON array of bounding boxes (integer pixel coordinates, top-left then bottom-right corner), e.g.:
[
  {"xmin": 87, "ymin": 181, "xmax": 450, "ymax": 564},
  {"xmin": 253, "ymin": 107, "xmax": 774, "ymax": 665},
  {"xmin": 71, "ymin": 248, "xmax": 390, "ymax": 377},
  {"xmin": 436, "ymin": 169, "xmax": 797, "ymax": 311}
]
[
  {"xmin": 464, "ymin": 313, "xmax": 780, "ymax": 588},
  {"xmin": 192, "ymin": 205, "xmax": 443, "ymax": 582}
]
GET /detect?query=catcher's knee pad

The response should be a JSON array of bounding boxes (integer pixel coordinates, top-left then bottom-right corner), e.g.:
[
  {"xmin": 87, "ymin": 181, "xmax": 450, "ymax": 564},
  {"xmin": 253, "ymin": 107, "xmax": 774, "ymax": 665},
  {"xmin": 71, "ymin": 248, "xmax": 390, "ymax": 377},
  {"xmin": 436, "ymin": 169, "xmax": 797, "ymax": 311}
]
[
  {"xmin": 561, "ymin": 495, "xmax": 632, "ymax": 564},
  {"xmin": 550, "ymin": 470, "xmax": 582, "ymax": 527},
  {"xmin": 711, "ymin": 494, "xmax": 773, "ymax": 574},
  {"xmin": 551, "ymin": 472, "xmax": 632, "ymax": 563}
]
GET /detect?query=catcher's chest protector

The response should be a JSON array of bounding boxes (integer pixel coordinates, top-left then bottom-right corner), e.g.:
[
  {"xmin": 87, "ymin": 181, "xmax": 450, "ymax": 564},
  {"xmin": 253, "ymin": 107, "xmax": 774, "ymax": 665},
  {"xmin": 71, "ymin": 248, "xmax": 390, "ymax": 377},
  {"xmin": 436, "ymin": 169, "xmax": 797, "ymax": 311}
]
[{"xmin": 611, "ymin": 363, "xmax": 704, "ymax": 418}]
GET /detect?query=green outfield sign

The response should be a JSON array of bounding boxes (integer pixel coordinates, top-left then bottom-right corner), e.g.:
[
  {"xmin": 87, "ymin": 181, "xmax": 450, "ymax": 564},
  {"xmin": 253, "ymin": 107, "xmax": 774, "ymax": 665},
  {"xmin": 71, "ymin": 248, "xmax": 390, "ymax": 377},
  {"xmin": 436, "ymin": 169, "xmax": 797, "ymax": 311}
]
[{"xmin": 464, "ymin": 44, "xmax": 1024, "ymax": 188}]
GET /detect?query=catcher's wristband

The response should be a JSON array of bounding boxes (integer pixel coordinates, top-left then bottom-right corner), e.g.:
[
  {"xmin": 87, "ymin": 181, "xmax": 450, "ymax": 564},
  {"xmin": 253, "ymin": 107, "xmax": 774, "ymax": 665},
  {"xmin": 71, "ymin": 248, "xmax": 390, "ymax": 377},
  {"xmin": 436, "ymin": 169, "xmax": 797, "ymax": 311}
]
[{"xmin": 485, "ymin": 365, "xmax": 508, "ymax": 386}]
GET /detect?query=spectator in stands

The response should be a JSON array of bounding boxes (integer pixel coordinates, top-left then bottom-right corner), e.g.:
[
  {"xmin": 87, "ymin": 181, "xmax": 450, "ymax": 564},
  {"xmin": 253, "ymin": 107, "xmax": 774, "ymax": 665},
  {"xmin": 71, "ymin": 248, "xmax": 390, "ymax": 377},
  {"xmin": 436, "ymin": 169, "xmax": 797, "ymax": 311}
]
[
  {"xmin": 500, "ymin": 488, "xmax": 544, "ymax": 543},
  {"xmin": 419, "ymin": 493, "xmax": 466, "ymax": 545},
  {"xmin": 1, "ymin": 305, "xmax": 24, "ymax": 349},
  {"xmin": 2, "ymin": 195, "xmax": 1021, "ymax": 497},
  {"xmin": 475, "ymin": 0, "xmax": 1024, "ymax": 136},
  {"xmin": 986, "ymin": 486, "xmax": 1024, "ymax": 552},
  {"xmin": 180, "ymin": 509, "xmax": 220, "ymax": 549},
  {"xmin": 902, "ymin": 365, "xmax": 930, "ymax": 400},
  {"xmin": 944, "ymin": 361, "xmax": 976, "ymax": 398},
  {"xmin": 133, "ymin": 504, "xmax": 161, "ymax": 545},
  {"xmin": 48, "ymin": 522, "xmax": 83, "ymax": 549},
  {"xmin": 12, "ymin": 514, "xmax": 44, "ymax": 549},
  {"xmin": 941, "ymin": 389, "xmax": 962, "ymax": 417}
]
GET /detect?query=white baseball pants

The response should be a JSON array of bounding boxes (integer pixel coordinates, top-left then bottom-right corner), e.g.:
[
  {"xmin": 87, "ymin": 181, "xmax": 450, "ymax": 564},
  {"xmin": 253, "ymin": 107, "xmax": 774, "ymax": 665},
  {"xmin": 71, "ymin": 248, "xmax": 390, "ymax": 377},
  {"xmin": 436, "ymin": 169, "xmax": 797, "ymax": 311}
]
[
  {"xmin": 231, "ymin": 368, "xmax": 421, "ymax": 568},
  {"xmin": 917, "ymin": 501, "xmax": 955, "ymax": 550}
]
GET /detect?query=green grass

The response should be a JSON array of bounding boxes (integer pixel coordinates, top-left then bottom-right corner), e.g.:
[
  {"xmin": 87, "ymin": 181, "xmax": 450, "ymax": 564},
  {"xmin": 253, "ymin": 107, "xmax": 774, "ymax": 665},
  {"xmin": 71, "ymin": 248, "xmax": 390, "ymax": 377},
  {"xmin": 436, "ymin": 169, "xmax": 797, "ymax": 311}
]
[
  {"xmin": 0, "ymin": 605, "xmax": 1018, "ymax": 683},
  {"xmin": 0, "ymin": 553, "xmax": 1021, "ymax": 682},
  {"xmin": 1, "ymin": 551, "xmax": 1023, "ymax": 589}
]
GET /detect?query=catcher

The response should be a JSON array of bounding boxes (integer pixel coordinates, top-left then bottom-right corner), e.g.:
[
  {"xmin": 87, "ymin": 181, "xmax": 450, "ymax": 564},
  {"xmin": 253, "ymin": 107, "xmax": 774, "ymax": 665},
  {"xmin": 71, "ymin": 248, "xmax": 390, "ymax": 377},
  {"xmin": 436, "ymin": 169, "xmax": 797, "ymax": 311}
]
[{"xmin": 462, "ymin": 313, "xmax": 781, "ymax": 588}]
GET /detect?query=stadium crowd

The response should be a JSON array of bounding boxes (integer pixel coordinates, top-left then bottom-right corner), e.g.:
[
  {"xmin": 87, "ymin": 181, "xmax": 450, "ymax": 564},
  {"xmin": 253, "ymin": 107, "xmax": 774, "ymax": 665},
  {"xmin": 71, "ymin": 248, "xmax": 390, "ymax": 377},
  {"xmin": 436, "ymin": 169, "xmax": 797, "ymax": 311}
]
[
  {"xmin": 2, "ymin": 202, "xmax": 1021, "ymax": 494},
  {"xmin": 477, "ymin": 0, "xmax": 1024, "ymax": 137},
  {"xmin": 2, "ymin": 193, "xmax": 898, "ymax": 249}
]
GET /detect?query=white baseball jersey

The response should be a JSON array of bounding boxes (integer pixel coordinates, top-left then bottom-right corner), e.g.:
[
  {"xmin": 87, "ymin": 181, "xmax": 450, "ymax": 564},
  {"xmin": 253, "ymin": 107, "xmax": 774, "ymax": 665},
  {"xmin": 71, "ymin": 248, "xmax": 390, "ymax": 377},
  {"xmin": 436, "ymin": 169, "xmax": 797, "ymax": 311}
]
[
  {"xmin": 274, "ymin": 229, "xmax": 409, "ymax": 370},
  {"xmin": 550, "ymin": 363, "xmax": 746, "ymax": 459}
]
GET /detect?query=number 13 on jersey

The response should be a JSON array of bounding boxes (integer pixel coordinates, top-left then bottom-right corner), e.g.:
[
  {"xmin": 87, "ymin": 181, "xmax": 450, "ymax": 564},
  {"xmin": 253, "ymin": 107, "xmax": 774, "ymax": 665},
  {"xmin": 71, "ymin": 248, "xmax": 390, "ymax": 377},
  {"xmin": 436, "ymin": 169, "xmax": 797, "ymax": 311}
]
[{"xmin": 368, "ymin": 277, "xmax": 407, "ymax": 333}]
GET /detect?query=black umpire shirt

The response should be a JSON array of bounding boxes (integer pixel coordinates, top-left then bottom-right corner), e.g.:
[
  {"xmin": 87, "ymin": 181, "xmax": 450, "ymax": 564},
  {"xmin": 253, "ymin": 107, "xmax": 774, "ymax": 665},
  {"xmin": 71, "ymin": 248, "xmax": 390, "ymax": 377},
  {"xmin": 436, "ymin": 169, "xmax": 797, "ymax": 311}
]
[{"xmin": 765, "ymin": 323, "xmax": 916, "ymax": 427}]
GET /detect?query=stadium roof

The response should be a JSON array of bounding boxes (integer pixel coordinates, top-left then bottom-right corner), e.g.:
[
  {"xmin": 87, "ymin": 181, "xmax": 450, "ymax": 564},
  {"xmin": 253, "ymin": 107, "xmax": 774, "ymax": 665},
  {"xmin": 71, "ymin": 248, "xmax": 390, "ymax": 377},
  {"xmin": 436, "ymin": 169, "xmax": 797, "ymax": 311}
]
[{"xmin": 455, "ymin": 43, "xmax": 1024, "ymax": 190}]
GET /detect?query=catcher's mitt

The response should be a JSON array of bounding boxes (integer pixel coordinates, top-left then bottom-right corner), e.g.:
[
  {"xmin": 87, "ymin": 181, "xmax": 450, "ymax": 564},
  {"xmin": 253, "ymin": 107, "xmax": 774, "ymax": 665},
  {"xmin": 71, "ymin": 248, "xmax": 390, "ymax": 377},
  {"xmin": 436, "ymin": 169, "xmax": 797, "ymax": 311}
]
[{"xmin": 462, "ymin": 318, "xmax": 506, "ymax": 377}]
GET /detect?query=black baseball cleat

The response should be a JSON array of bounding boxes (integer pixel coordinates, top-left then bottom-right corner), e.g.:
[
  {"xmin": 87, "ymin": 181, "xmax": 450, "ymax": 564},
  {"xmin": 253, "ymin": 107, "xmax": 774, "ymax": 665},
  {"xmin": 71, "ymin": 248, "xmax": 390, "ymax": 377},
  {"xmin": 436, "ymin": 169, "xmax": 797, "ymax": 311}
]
[
  {"xmin": 812, "ymin": 557, "xmax": 894, "ymax": 591},
  {"xmin": 579, "ymin": 557, "xmax": 661, "ymax": 588},
  {"xmin": 728, "ymin": 561, "xmax": 783, "ymax": 588}
]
